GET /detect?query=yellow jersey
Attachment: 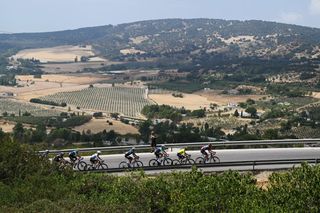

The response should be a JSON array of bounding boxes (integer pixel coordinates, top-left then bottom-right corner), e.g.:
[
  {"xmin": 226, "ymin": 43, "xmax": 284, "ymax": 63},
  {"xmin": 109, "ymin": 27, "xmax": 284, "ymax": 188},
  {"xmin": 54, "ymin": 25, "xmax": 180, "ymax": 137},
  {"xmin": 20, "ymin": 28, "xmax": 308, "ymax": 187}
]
[{"xmin": 178, "ymin": 148, "xmax": 186, "ymax": 155}]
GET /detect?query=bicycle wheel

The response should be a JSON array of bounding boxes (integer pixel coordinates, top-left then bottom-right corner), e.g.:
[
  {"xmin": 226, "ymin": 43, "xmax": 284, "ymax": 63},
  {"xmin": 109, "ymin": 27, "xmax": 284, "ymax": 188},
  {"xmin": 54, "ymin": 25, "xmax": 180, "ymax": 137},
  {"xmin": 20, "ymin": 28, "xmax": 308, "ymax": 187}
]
[
  {"xmin": 195, "ymin": 157, "xmax": 205, "ymax": 164},
  {"xmin": 77, "ymin": 161, "xmax": 87, "ymax": 171},
  {"xmin": 163, "ymin": 158, "xmax": 173, "ymax": 166},
  {"xmin": 211, "ymin": 156, "xmax": 220, "ymax": 163},
  {"xmin": 187, "ymin": 159, "xmax": 195, "ymax": 165},
  {"xmin": 119, "ymin": 161, "xmax": 129, "ymax": 168},
  {"xmin": 98, "ymin": 163, "xmax": 108, "ymax": 170},
  {"xmin": 133, "ymin": 161, "xmax": 143, "ymax": 168},
  {"xmin": 149, "ymin": 159, "xmax": 159, "ymax": 166},
  {"xmin": 172, "ymin": 159, "xmax": 180, "ymax": 165}
]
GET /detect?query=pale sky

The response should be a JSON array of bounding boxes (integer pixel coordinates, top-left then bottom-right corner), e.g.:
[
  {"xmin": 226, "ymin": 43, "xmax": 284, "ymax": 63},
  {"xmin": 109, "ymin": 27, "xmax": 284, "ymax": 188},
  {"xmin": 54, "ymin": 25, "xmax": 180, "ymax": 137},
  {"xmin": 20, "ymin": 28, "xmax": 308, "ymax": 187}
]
[{"xmin": 1, "ymin": 0, "xmax": 320, "ymax": 33}]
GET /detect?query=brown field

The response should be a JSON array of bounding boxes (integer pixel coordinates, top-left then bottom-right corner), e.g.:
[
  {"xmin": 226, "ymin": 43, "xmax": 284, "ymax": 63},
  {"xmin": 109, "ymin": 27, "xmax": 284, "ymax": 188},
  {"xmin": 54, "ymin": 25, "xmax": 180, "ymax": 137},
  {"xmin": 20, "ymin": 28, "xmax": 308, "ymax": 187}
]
[
  {"xmin": 312, "ymin": 92, "xmax": 320, "ymax": 99},
  {"xmin": 13, "ymin": 45, "xmax": 105, "ymax": 63},
  {"xmin": 41, "ymin": 61, "xmax": 121, "ymax": 74},
  {"xmin": 149, "ymin": 93, "xmax": 211, "ymax": 110},
  {"xmin": 16, "ymin": 74, "xmax": 108, "ymax": 84},
  {"xmin": 0, "ymin": 74, "xmax": 109, "ymax": 101},
  {"xmin": 73, "ymin": 118, "xmax": 139, "ymax": 135},
  {"xmin": 195, "ymin": 90, "xmax": 266, "ymax": 105},
  {"xmin": 0, "ymin": 120, "xmax": 15, "ymax": 132},
  {"xmin": 149, "ymin": 91, "xmax": 266, "ymax": 109}
]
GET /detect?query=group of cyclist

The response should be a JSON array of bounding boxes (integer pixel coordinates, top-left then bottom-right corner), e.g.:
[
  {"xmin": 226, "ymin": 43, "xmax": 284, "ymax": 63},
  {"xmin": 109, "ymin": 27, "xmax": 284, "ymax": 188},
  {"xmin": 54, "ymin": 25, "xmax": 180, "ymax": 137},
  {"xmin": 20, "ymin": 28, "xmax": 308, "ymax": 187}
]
[
  {"xmin": 48, "ymin": 143, "xmax": 216, "ymax": 167},
  {"xmin": 51, "ymin": 150, "xmax": 103, "ymax": 167}
]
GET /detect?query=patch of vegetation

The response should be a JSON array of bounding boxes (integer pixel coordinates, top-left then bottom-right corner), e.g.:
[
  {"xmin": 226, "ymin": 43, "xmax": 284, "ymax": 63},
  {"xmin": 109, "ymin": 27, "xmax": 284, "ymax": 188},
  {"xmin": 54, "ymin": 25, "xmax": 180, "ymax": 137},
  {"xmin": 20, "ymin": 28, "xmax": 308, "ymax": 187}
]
[
  {"xmin": 1, "ymin": 139, "xmax": 320, "ymax": 211},
  {"xmin": 6, "ymin": 115, "xmax": 92, "ymax": 128},
  {"xmin": 30, "ymin": 98, "xmax": 67, "ymax": 107}
]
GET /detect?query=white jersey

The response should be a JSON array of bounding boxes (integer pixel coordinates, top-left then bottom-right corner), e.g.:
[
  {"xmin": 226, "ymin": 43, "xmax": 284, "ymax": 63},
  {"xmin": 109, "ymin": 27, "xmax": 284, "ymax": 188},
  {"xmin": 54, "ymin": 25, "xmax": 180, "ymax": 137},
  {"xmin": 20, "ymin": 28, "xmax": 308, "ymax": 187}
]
[{"xmin": 90, "ymin": 153, "xmax": 99, "ymax": 160}]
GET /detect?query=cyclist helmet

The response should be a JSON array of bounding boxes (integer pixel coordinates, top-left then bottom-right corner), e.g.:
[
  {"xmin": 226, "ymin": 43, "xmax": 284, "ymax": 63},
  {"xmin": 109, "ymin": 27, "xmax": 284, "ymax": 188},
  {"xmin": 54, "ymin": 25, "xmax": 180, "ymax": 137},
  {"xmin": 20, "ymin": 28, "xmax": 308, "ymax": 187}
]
[
  {"xmin": 97, "ymin": 150, "xmax": 101, "ymax": 155},
  {"xmin": 131, "ymin": 146, "xmax": 135, "ymax": 150},
  {"xmin": 208, "ymin": 144, "xmax": 213, "ymax": 149},
  {"xmin": 59, "ymin": 152, "xmax": 64, "ymax": 157}
]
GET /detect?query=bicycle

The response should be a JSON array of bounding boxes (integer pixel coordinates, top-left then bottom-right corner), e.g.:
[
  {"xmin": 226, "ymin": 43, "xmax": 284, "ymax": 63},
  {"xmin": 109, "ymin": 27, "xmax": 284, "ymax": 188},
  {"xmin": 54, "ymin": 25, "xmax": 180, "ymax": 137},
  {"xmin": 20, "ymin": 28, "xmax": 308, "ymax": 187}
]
[
  {"xmin": 119, "ymin": 155, "xmax": 143, "ymax": 168},
  {"xmin": 173, "ymin": 154, "xmax": 195, "ymax": 165},
  {"xmin": 149, "ymin": 152, "xmax": 173, "ymax": 166},
  {"xmin": 69, "ymin": 156, "xmax": 87, "ymax": 171},
  {"xmin": 86, "ymin": 159, "xmax": 108, "ymax": 170},
  {"xmin": 195, "ymin": 152, "xmax": 220, "ymax": 164}
]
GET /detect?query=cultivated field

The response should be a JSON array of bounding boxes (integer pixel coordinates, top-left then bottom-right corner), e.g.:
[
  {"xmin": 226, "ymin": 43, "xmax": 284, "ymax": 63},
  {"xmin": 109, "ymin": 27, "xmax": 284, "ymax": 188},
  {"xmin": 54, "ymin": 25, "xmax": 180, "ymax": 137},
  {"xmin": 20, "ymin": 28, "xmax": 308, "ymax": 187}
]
[
  {"xmin": 38, "ymin": 87, "xmax": 151, "ymax": 117},
  {"xmin": 0, "ymin": 99, "xmax": 60, "ymax": 117},
  {"xmin": 13, "ymin": 45, "xmax": 105, "ymax": 63},
  {"xmin": 73, "ymin": 117, "xmax": 139, "ymax": 135},
  {"xmin": 0, "ymin": 74, "xmax": 109, "ymax": 101}
]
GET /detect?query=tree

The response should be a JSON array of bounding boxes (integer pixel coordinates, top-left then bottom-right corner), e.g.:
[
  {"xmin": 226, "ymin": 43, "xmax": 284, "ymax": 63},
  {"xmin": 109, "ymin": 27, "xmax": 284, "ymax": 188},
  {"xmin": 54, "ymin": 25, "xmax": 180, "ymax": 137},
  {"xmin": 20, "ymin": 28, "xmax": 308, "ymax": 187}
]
[
  {"xmin": 245, "ymin": 107, "xmax": 257, "ymax": 117},
  {"xmin": 13, "ymin": 122, "xmax": 24, "ymax": 142},
  {"xmin": 32, "ymin": 124, "xmax": 47, "ymax": 143},
  {"xmin": 138, "ymin": 120, "xmax": 151, "ymax": 143}
]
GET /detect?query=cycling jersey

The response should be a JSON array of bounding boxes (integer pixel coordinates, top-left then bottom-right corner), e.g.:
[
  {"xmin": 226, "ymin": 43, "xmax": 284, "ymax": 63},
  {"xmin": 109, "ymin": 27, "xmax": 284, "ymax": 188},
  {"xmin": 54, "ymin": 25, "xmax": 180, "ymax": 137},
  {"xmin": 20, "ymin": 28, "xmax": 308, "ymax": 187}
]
[
  {"xmin": 53, "ymin": 155, "xmax": 63, "ymax": 162},
  {"xmin": 201, "ymin": 145, "xmax": 211, "ymax": 151},
  {"xmin": 125, "ymin": 148, "xmax": 135, "ymax": 156},
  {"xmin": 90, "ymin": 153, "xmax": 99, "ymax": 160},
  {"xmin": 177, "ymin": 148, "xmax": 186, "ymax": 155}
]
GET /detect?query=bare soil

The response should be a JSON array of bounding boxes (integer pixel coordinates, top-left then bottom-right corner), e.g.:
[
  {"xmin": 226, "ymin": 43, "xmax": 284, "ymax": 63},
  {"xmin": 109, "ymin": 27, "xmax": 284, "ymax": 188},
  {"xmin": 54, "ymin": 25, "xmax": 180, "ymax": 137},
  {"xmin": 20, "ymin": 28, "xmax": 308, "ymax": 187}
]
[
  {"xmin": 13, "ymin": 45, "xmax": 105, "ymax": 63},
  {"xmin": 149, "ymin": 93, "xmax": 211, "ymax": 110},
  {"xmin": 73, "ymin": 118, "xmax": 139, "ymax": 135}
]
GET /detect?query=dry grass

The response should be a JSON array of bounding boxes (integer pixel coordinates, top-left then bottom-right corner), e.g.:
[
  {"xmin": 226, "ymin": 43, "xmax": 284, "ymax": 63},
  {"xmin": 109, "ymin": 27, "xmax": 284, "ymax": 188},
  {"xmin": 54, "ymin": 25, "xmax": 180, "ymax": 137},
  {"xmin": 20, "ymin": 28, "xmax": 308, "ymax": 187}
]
[
  {"xmin": 195, "ymin": 90, "xmax": 266, "ymax": 105},
  {"xmin": 13, "ymin": 45, "xmax": 105, "ymax": 63},
  {"xmin": 0, "ymin": 120, "xmax": 15, "ymax": 132},
  {"xmin": 41, "ymin": 61, "xmax": 121, "ymax": 74},
  {"xmin": 16, "ymin": 74, "xmax": 107, "ymax": 84},
  {"xmin": 0, "ymin": 74, "xmax": 109, "ymax": 101},
  {"xmin": 149, "ymin": 93, "xmax": 211, "ymax": 110},
  {"xmin": 149, "ymin": 91, "xmax": 265, "ymax": 109},
  {"xmin": 73, "ymin": 117, "xmax": 139, "ymax": 135}
]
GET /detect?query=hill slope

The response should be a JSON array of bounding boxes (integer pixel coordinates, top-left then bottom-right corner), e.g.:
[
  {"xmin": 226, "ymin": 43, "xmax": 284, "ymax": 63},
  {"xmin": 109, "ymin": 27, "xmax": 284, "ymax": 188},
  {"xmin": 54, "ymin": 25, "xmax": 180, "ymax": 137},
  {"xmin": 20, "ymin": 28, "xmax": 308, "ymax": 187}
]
[{"xmin": 1, "ymin": 18, "xmax": 320, "ymax": 61}]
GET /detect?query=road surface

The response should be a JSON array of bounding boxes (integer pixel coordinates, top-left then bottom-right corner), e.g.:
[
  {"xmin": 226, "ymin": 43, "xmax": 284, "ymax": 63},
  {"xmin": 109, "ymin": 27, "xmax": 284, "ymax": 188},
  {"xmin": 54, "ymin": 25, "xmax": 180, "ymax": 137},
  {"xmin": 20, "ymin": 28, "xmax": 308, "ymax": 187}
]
[{"xmin": 68, "ymin": 147, "xmax": 320, "ymax": 173}]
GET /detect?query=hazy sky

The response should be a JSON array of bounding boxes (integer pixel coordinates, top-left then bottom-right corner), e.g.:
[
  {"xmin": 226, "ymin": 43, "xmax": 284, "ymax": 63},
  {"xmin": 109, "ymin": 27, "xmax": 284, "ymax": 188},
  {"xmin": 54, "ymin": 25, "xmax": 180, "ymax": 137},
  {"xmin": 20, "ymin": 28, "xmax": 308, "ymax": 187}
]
[{"xmin": 1, "ymin": 0, "xmax": 320, "ymax": 33}]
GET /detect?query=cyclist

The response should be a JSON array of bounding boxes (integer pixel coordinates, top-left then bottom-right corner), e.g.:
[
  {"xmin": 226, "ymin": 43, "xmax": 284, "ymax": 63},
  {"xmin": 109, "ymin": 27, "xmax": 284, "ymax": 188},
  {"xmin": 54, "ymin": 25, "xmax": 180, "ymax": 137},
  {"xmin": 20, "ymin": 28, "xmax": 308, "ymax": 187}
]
[
  {"xmin": 177, "ymin": 147, "xmax": 188, "ymax": 160},
  {"xmin": 154, "ymin": 145, "xmax": 167, "ymax": 164},
  {"xmin": 90, "ymin": 150, "xmax": 102, "ymax": 166},
  {"xmin": 68, "ymin": 150, "xmax": 80, "ymax": 163},
  {"xmin": 53, "ymin": 152, "xmax": 64, "ymax": 163},
  {"xmin": 41, "ymin": 150, "xmax": 49, "ymax": 158},
  {"xmin": 200, "ymin": 144, "xmax": 215, "ymax": 161},
  {"xmin": 125, "ymin": 147, "xmax": 138, "ymax": 164}
]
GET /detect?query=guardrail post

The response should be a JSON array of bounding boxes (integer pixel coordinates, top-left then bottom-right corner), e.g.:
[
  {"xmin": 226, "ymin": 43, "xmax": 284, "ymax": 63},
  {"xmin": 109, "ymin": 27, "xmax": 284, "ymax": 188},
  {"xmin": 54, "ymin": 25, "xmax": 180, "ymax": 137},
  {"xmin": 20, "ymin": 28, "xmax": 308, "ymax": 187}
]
[{"xmin": 252, "ymin": 161, "xmax": 256, "ymax": 171}]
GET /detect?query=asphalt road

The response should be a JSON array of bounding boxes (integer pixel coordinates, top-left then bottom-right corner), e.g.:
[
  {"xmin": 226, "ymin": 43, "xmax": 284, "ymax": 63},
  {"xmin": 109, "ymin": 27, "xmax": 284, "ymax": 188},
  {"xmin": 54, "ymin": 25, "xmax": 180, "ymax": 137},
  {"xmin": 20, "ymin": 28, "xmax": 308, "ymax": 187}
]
[{"xmin": 71, "ymin": 147, "xmax": 320, "ymax": 172}]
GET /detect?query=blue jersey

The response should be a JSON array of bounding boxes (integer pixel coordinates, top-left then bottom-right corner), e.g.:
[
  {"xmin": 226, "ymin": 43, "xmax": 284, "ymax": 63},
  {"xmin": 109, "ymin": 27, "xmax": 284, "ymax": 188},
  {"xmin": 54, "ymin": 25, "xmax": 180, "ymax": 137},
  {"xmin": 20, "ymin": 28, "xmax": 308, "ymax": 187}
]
[{"xmin": 125, "ymin": 148, "xmax": 135, "ymax": 156}]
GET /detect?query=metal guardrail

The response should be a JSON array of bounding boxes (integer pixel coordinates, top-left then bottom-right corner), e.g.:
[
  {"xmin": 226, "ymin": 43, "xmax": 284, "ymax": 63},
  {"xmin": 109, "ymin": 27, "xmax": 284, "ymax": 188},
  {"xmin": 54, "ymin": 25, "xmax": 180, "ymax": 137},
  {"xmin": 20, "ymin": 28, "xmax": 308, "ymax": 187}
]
[
  {"xmin": 81, "ymin": 158, "xmax": 320, "ymax": 173},
  {"xmin": 41, "ymin": 138, "xmax": 320, "ymax": 154}
]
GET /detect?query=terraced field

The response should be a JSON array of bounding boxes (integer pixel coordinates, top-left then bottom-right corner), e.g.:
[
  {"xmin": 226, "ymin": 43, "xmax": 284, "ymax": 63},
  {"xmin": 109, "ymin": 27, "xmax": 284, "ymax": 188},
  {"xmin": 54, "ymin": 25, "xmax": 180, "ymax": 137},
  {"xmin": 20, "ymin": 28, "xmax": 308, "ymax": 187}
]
[
  {"xmin": 0, "ymin": 99, "xmax": 60, "ymax": 116},
  {"xmin": 38, "ymin": 87, "xmax": 151, "ymax": 117}
]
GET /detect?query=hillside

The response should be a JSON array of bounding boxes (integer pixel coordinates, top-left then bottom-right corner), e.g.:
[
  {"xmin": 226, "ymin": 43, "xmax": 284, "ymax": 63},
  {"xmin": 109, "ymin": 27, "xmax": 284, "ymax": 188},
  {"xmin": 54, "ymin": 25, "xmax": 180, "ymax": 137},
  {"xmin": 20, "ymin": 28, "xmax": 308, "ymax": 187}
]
[{"xmin": 1, "ymin": 18, "xmax": 320, "ymax": 61}]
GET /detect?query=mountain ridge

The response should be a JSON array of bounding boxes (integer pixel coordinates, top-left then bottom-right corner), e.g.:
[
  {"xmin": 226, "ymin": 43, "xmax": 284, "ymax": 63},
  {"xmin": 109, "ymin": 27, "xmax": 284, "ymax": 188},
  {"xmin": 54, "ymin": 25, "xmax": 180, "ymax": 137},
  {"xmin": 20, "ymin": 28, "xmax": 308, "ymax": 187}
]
[{"xmin": 1, "ymin": 18, "xmax": 320, "ymax": 61}]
